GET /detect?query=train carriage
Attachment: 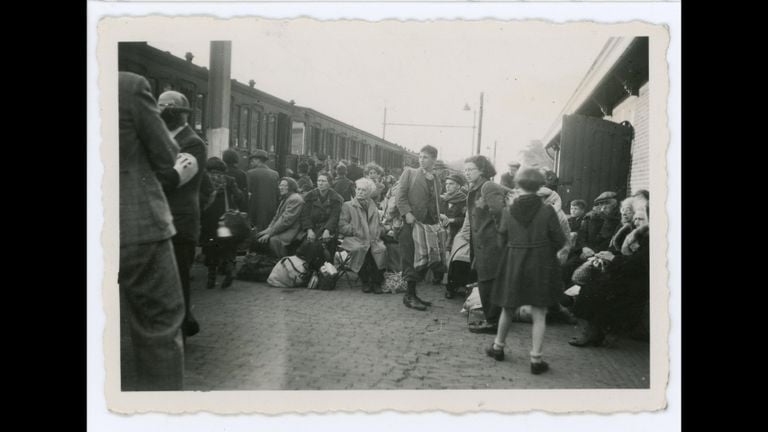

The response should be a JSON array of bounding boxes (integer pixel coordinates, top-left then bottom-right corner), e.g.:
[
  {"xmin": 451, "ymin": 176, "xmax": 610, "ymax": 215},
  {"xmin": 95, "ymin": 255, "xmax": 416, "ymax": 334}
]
[{"xmin": 118, "ymin": 42, "xmax": 416, "ymax": 176}]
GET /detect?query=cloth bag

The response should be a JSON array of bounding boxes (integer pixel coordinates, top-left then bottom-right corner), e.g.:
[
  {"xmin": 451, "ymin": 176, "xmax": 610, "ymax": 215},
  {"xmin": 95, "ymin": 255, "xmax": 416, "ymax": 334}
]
[{"xmin": 267, "ymin": 256, "xmax": 309, "ymax": 287}]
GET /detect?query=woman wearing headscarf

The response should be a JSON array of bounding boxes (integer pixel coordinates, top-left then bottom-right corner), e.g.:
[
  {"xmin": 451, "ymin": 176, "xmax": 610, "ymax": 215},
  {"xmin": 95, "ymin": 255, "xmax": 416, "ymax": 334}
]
[
  {"xmin": 486, "ymin": 168, "xmax": 567, "ymax": 375},
  {"xmin": 300, "ymin": 171, "xmax": 343, "ymax": 256},
  {"xmin": 457, "ymin": 155, "xmax": 505, "ymax": 329},
  {"xmin": 338, "ymin": 177, "xmax": 387, "ymax": 294},
  {"xmin": 200, "ymin": 157, "xmax": 244, "ymax": 289},
  {"xmin": 255, "ymin": 177, "xmax": 305, "ymax": 257}
]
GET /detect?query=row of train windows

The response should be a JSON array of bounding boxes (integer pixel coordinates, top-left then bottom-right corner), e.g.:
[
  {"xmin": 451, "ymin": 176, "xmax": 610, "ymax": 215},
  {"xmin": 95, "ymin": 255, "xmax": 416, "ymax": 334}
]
[
  {"xmin": 229, "ymin": 105, "xmax": 276, "ymax": 153},
  {"xmin": 144, "ymin": 78, "xmax": 405, "ymax": 168}
]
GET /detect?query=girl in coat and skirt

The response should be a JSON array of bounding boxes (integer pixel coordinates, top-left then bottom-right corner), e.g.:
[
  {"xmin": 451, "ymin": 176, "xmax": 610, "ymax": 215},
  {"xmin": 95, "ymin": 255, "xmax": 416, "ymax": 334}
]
[{"xmin": 486, "ymin": 168, "xmax": 567, "ymax": 375}]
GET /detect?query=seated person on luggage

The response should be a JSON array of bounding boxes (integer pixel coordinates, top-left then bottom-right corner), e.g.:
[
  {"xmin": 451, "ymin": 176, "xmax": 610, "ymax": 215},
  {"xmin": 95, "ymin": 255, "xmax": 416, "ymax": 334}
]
[
  {"xmin": 300, "ymin": 172, "xmax": 343, "ymax": 255},
  {"xmin": 338, "ymin": 177, "xmax": 387, "ymax": 294},
  {"xmin": 254, "ymin": 177, "xmax": 305, "ymax": 257},
  {"xmin": 570, "ymin": 201, "xmax": 650, "ymax": 348}
]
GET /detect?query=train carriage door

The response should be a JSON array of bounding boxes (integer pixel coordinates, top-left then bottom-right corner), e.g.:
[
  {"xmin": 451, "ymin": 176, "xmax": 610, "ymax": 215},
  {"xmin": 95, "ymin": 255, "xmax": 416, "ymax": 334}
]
[
  {"xmin": 275, "ymin": 112, "xmax": 292, "ymax": 176},
  {"xmin": 556, "ymin": 114, "xmax": 634, "ymax": 208}
]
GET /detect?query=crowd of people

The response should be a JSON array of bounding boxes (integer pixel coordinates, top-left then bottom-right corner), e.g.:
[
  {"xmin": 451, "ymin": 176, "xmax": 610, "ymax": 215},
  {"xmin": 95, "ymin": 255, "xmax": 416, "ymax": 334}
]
[{"xmin": 119, "ymin": 71, "xmax": 650, "ymax": 389}]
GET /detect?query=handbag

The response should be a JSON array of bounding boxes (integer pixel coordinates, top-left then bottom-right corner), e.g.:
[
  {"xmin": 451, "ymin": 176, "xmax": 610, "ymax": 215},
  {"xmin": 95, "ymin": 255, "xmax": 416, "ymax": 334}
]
[
  {"xmin": 218, "ymin": 183, "xmax": 250, "ymax": 242},
  {"xmin": 571, "ymin": 256, "xmax": 607, "ymax": 285}
]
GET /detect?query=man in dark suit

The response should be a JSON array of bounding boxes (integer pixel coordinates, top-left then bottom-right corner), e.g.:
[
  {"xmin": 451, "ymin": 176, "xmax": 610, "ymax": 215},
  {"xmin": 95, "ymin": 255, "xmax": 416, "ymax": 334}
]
[
  {"xmin": 347, "ymin": 156, "xmax": 364, "ymax": 182},
  {"xmin": 157, "ymin": 90, "xmax": 208, "ymax": 339},
  {"xmin": 119, "ymin": 72, "xmax": 195, "ymax": 390},
  {"xmin": 397, "ymin": 145, "xmax": 446, "ymax": 311},
  {"xmin": 246, "ymin": 149, "xmax": 280, "ymax": 231}
]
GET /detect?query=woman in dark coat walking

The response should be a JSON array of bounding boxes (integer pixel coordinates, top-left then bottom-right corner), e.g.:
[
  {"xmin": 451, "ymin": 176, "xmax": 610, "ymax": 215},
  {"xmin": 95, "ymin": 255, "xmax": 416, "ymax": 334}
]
[{"xmin": 486, "ymin": 168, "xmax": 567, "ymax": 375}]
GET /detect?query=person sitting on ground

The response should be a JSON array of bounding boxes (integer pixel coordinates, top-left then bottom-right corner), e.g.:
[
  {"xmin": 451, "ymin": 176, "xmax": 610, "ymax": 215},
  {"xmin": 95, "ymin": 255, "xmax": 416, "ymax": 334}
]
[
  {"xmin": 607, "ymin": 196, "xmax": 640, "ymax": 253},
  {"xmin": 300, "ymin": 172, "xmax": 343, "ymax": 257},
  {"xmin": 338, "ymin": 177, "xmax": 387, "ymax": 294},
  {"xmin": 254, "ymin": 177, "xmax": 306, "ymax": 257},
  {"xmin": 569, "ymin": 201, "xmax": 649, "ymax": 348}
]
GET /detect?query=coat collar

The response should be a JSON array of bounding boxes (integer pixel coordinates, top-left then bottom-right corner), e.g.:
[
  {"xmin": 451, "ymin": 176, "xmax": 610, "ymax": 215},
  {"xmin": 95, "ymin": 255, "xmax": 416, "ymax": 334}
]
[{"xmin": 468, "ymin": 177, "xmax": 487, "ymax": 193}]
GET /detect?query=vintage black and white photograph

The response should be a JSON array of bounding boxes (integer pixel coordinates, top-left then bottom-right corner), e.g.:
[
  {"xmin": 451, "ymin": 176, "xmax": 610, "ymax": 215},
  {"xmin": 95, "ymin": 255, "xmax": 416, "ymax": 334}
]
[{"xmin": 96, "ymin": 14, "xmax": 671, "ymax": 414}]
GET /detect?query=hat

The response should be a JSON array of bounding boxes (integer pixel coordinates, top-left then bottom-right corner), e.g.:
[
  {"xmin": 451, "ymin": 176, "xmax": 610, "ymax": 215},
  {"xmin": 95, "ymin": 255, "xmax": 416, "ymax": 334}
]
[
  {"xmin": 507, "ymin": 161, "xmax": 521, "ymax": 168},
  {"xmin": 446, "ymin": 173, "xmax": 465, "ymax": 186},
  {"xmin": 593, "ymin": 191, "xmax": 618, "ymax": 204},
  {"xmin": 249, "ymin": 149, "xmax": 269, "ymax": 161},
  {"xmin": 434, "ymin": 160, "xmax": 447, "ymax": 170},
  {"xmin": 157, "ymin": 91, "xmax": 191, "ymax": 112}
]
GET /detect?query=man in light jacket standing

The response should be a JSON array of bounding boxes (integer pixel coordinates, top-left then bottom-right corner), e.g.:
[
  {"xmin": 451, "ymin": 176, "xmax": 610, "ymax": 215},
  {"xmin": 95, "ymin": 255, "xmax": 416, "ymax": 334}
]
[{"xmin": 396, "ymin": 145, "xmax": 445, "ymax": 311}]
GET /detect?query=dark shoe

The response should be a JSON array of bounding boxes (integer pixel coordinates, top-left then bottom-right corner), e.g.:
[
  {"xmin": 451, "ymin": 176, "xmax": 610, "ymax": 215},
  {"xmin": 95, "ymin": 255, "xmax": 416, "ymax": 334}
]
[
  {"xmin": 371, "ymin": 283, "xmax": 383, "ymax": 294},
  {"xmin": 182, "ymin": 318, "xmax": 200, "ymax": 338},
  {"xmin": 469, "ymin": 320, "xmax": 498, "ymax": 334},
  {"xmin": 414, "ymin": 294, "xmax": 432, "ymax": 307},
  {"xmin": 531, "ymin": 360, "xmax": 550, "ymax": 375},
  {"xmin": 445, "ymin": 290, "xmax": 456, "ymax": 299},
  {"xmin": 568, "ymin": 329, "xmax": 605, "ymax": 347},
  {"xmin": 485, "ymin": 344, "xmax": 505, "ymax": 361},
  {"xmin": 403, "ymin": 294, "xmax": 427, "ymax": 311},
  {"xmin": 362, "ymin": 283, "xmax": 372, "ymax": 293}
]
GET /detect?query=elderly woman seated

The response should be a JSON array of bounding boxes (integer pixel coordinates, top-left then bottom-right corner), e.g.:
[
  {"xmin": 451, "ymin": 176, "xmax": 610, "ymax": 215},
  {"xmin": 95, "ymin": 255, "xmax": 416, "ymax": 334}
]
[
  {"xmin": 569, "ymin": 201, "xmax": 650, "ymax": 347},
  {"xmin": 338, "ymin": 177, "xmax": 387, "ymax": 294},
  {"xmin": 300, "ymin": 172, "xmax": 343, "ymax": 254},
  {"xmin": 255, "ymin": 177, "xmax": 306, "ymax": 257}
]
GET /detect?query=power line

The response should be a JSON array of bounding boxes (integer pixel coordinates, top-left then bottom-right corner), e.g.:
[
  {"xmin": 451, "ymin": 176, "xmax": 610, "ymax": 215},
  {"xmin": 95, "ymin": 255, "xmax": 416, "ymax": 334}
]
[{"xmin": 384, "ymin": 122, "xmax": 474, "ymax": 129}]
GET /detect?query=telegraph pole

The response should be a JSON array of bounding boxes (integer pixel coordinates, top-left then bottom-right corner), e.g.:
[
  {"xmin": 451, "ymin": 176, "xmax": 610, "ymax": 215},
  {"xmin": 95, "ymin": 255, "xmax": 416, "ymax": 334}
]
[
  {"xmin": 476, "ymin": 92, "xmax": 484, "ymax": 155},
  {"xmin": 206, "ymin": 41, "xmax": 232, "ymax": 158},
  {"xmin": 382, "ymin": 107, "xmax": 387, "ymax": 139}
]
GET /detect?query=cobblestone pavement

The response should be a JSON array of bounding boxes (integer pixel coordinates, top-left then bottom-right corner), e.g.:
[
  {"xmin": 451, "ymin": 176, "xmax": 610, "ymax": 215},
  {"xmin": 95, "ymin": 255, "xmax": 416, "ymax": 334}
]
[{"xmin": 122, "ymin": 260, "xmax": 650, "ymax": 390}]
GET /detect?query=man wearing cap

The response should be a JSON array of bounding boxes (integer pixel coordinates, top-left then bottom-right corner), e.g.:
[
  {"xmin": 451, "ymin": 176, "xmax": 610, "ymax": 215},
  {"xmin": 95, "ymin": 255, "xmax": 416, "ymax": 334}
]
[
  {"xmin": 440, "ymin": 173, "xmax": 468, "ymax": 298},
  {"xmin": 246, "ymin": 150, "xmax": 280, "ymax": 231},
  {"xmin": 500, "ymin": 161, "xmax": 521, "ymax": 190},
  {"xmin": 156, "ymin": 90, "xmax": 208, "ymax": 339},
  {"xmin": 118, "ymin": 72, "xmax": 189, "ymax": 390}
]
